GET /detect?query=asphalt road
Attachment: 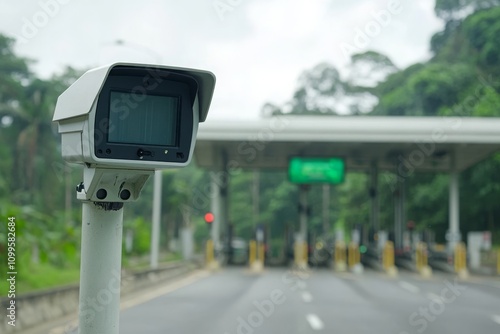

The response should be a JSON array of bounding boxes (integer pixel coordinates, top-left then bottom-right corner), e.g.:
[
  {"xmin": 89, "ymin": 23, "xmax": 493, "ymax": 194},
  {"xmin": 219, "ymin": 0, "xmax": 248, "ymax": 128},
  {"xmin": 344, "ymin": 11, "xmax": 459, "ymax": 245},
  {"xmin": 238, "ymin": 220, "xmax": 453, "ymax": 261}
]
[{"xmin": 118, "ymin": 267, "xmax": 500, "ymax": 334}]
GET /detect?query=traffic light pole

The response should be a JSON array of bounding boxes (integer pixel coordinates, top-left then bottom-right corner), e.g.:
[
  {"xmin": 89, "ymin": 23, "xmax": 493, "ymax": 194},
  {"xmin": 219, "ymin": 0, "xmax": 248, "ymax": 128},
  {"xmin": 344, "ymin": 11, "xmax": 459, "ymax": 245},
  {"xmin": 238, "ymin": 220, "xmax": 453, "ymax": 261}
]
[
  {"xmin": 78, "ymin": 202, "xmax": 124, "ymax": 334},
  {"xmin": 297, "ymin": 185, "xmax": 309, "ymax": 267},
  {"xmin": 150, "ymin": 170, "xmax": 162, "ymax": 269},
  {"xmin": 210, "ymin": 177, "xmax": 221, "ymax": 250},
  {"xmin": 299, "ymin": 185, "xmax": 309, "ymax": 244}
]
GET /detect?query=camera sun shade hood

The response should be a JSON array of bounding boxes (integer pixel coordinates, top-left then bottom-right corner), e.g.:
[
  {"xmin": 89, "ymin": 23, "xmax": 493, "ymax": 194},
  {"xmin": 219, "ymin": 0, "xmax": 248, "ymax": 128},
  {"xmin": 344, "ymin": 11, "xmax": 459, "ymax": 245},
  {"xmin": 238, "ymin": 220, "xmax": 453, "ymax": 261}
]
[{"xmin": 53, "ymin": 62, "xmax": 216, "ymax": 123}]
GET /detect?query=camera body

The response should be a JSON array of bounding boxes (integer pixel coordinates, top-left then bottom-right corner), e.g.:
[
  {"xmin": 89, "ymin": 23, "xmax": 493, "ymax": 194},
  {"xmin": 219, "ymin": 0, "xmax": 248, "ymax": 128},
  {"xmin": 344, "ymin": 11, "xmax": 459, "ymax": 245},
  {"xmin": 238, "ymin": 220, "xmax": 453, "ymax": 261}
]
[
  {"xmin": 53, "ymin": 62, "xmax": 216, "ymax": 169},
  {"xmin": 53, "ymin": 63, "xmax": 216, "ymax": 202}
]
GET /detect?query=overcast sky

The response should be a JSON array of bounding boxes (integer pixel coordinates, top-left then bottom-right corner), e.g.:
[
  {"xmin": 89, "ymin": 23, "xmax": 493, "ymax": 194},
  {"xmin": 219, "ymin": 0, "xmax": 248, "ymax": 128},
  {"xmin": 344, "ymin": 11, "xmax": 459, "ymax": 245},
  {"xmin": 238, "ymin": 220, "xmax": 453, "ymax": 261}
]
[{"xmin": 0, "ymin": 0, "xmax": 443, "ymax": 120}]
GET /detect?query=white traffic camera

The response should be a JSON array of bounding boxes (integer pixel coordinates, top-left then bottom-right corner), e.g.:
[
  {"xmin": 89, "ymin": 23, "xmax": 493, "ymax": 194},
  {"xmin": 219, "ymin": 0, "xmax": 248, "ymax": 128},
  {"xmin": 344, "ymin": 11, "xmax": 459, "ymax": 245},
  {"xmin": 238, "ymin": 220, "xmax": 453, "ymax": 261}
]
[{"xmin": 53, "ymin": 63, "xmax": 216, "ymax": 202}]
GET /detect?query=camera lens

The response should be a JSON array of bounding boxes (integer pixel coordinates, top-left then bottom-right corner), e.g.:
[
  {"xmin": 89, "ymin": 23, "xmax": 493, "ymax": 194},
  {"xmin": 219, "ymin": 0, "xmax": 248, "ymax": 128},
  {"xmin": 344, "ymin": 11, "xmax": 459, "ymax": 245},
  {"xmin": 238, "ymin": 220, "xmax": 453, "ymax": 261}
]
[
  {"xmin": 120, "ymin": 189, "xmax": 131, "ymax": 200},
  {"xmin": 96, "ymin": 188, "xmax": 107, "ymax": 200}
]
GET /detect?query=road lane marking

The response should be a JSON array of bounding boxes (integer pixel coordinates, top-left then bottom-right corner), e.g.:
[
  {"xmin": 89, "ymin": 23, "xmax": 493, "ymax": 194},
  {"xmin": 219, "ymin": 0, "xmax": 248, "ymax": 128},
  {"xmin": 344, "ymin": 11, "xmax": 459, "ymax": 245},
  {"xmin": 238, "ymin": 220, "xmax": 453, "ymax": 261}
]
[
  {"xmin": 426, "ymin": 293, "xmax": 444, "ymax": 304},
  {"xmin": 466, "ymin": 280, "xmax": 500, "ymax": 290},
  {"xmin": 306, "ymin": 314, "xmax": 324, "ymax": 331},
  {"xmin": 49, "ymin": 270, "xmax": 211, "ymax": 334},
  {"xmin": 121, "ymin": 270, "xmax": 210, "ymax": 309},
  {"xmin": 492, "ymin": 315, "xmax": 500, "ymax": 325},
  {"xmin": 49, "ymin": 321, "xmax": 78, "ymax": 334},
  {"xmin": 302, "ymin": 291, "xmax": 313, "ymax": 303},
  {"xmin": 399, "ymin": 281, "xmax": 420, "ymax": 294},
  {"xmin": 297, "ymin": 280, "xmax": 308, "ymax": 290},
  {"xmin": 336, "ymin": 273, "xmax": 358, "ymax": 281}
]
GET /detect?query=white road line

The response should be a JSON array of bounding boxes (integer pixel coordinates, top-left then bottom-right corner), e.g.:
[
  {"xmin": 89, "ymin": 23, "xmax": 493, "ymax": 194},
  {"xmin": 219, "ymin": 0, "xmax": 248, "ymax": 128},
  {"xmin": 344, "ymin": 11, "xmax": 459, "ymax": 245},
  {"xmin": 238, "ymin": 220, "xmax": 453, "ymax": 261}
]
[
  {"xmin": 399, "ymin": 281, "xmax": 420, "ymax": 294},
  {"xmin": 297, "ymin": 280, "xmax": 308, "ymax": 290},
  {"xmin": 49, "ymin": 270, "xmax": 210, "ymax": 334},
  {"xmin": 49, "ymin": 321, "xmax": 78, "ymax": 334},
  {"xmin": 492, "ymin": 315, "xmax": 500, "ymax": 325},
  {"xmin": 426, "ymin": 293, "xmax": 444, "ymax": 304},
  {"xmin": 121, "ymin": 270, "xmax": 210, "ymax": 309},
  {"xmin": 306, "ymin": 314, "xmax": 324, "ymax": 331},
  {"xmin": 302, "ymin": 291, "xmax": 313, "ymax": 303}
]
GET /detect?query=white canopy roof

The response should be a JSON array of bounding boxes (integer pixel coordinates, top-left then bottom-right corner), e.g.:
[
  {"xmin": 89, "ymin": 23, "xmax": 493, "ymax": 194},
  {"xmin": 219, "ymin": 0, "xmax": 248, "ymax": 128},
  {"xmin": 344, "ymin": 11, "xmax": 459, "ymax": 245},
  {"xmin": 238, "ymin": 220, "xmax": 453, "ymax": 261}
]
[{"xmin": 194, "ymin": 116, "xmax": 500, "ymax": 172}]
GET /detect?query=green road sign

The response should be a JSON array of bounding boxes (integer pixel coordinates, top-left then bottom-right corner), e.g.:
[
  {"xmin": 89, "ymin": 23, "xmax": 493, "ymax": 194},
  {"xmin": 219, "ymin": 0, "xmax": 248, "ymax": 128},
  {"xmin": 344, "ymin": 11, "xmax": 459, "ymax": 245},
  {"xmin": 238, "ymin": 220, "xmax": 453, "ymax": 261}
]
[{"xmin": 288, "ymin": 157, "xmax": 345, "ymax": 184}]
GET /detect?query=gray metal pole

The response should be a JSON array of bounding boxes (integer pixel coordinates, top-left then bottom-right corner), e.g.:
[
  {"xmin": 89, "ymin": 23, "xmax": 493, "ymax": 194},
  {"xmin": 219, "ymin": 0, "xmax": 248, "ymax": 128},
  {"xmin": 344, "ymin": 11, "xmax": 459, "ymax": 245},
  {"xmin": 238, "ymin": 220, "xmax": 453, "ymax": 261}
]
[
  {"xmin": 211, "ymin": 176, "xmax": 221, "ymax": 248},
  {"xmin": 299, "ymin": 186, "xmax": 308, "ymax": 242},
  {"xmin": 400, "ymin": 177, "xmax": 406, "ymax": 249},
  {"xmin": 253, "ymin": 170, "xmax": 260, "ymax": 229},
  {"xmin": 150, "ymin": 170, "xmax": 162, "ymax": 269},
  {"xmin": 394, "ymin": 182, "xmax": 402, "ymax": 250},
  {"xmin": 448, "ymin": 169, "xmax": 460, "ymax": 252},
  {"xmin": 370, "ymin": 161, "xmax": 379, "ymax": 233},
  {"xmin": 79, "ymin": 202, "xmax": 123, "ymax": 334},
  {"xmin": 322, "ymin": 184, "xmax": 330, "ymax": 235},
  {"xmin": 221, "ymin": 179, "xmax": 229, "ymax": 248}
]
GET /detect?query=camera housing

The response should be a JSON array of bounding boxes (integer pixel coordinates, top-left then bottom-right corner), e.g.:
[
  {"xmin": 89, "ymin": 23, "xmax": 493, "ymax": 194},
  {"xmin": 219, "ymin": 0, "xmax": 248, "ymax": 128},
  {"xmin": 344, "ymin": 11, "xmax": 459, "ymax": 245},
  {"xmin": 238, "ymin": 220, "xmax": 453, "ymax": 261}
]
[
  {"xmin": 53, "ymin": 62, "xmax": 216, "ymax": 169},
  {"xmin": 53, "ymin": 63, "xmax": 216, "ymax": 202}
]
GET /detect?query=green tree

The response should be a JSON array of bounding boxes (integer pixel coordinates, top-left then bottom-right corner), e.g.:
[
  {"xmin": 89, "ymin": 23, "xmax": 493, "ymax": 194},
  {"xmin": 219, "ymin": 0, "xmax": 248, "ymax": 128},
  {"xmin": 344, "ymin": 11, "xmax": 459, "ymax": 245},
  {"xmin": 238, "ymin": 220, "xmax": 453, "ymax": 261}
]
[
  {"xmin": 462, "ymin": 7, "xmax": 500, "ymax": 72},
  {"xmin": 0, "ymin": 34, "xmax": 31, "ymax": 198},
  {"xmin": 435, "ymin": 0, "xmax": 500, "ymax": 21}
]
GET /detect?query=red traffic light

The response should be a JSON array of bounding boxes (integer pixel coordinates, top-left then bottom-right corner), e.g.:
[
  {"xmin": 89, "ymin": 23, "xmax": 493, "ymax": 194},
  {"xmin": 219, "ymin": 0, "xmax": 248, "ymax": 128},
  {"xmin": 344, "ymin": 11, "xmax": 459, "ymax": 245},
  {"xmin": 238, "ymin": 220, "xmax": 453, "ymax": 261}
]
[
  {"xmin": 204, "ymin": 212, "xmax": 214, "ymax": 224},
  {"xmin": 407, "ymin": 220, "xmax": 415, "ymax": 230}
]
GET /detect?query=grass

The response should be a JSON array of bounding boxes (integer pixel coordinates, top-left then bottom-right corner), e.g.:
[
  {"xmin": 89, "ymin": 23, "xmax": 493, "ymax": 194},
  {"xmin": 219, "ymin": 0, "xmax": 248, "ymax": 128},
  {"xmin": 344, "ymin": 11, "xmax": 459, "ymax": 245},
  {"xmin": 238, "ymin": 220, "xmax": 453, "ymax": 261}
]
[
  {"xmin": 1, "ymin": 262, "xmax": 81, "ymax": 297},
  {"xmin": 0, "ymin": 252, "xmax": 183, "ymax": 297}
]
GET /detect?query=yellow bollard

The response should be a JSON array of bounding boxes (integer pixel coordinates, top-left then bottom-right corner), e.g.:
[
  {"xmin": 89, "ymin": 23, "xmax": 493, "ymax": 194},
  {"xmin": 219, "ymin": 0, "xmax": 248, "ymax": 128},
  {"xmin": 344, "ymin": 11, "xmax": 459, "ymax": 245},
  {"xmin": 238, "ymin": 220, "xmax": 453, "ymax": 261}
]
[
  {"xmin": 416, "ymin": 242, "xmax": 432, "ymax": 277},
  {"xmin": 294, "ymin": 242, "xmax": 300, "ymax": 266},
  {"xmin": 422, "ymin": 244, "xmax": 428, "ymax": 270},
  {"xmin": 497, "ymin": 249, "xmax": 500, "ymax": 275},
  {"xmin": 348, "ymin": 243, "xmax": 353, "ymax": 268},
  {"xmin": 416, "ymin": 243, "xmax": 421, "ymax": 271},
  {"xmin": 383, "ymin": 241, "xmax": 394, "ymax": 270},
  {"xmin": 335, "ymin": 241, "xmax": 347, "ymax": 271},
  {"xmin": 249, "ymin": 240, "xmax": 256, "ymax": 266},
  {"xmin": 258, "ymin": 243, "xmax": 265, "ymax": 264},
  {"xmin": 294, "ymin": 241, "xmax": 307, "ymax": 268},
  {"xmin": 416, "ymin": 242, "xmax": 427, "ymax": 271},
  {"xmin": 383, "ymin": 241, "xmax": 398, "ymax": 277},
  {"xmin": 454, "ymin": 242, "xmax": 467, "ymax": 273},
  {"xmin": 249, "ymin": 240, "xmax": 264, "ymax": 272},
  {"xmin": 303, "ymin": 241, "xmax": 308, "ymax": 264},
  {"xmin": 348, "ymin": 242, "xmax": 360, "ymax": 268},
  {"xmin": 205, "ymin": 239, "xmax": 214, "ymax": 266}
]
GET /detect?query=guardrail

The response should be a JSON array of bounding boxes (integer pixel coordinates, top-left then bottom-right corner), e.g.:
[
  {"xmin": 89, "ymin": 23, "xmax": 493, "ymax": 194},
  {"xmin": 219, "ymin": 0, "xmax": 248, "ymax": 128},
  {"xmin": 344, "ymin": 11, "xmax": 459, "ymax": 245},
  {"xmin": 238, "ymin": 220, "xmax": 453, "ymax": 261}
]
[{"xmin": 0, "ymin": 259, "xmax": 201, "ymax": 333}]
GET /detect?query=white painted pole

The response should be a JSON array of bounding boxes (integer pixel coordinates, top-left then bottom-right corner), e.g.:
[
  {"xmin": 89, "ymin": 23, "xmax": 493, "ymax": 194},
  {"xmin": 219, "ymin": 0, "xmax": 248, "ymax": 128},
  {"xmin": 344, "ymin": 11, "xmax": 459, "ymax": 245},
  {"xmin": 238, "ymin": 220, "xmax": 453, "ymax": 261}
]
[
  {"xmin": 370, "ymin": 161, "xmax": 379, "ymax": 233},
  {"xmin": 79, "ymin": 202, "xmax": 123, "ymax": 334},
  {"xmin": 448, "ymin": 169, "xmax": 460, "ymax": 252},
  {"xmin": 322, "ymin": 184, "xmax": 330, "ymax": 235},
  {"xmin": 299, "ymin": 186, "xmax": 308, "ymax": 243},
  {"xmin": 211, "ymin": 176, "xmax": 221, "ymax": 249},
  {"xmin": 150, "ymin": 170, "xmax": 162, "ymax": 269}
]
